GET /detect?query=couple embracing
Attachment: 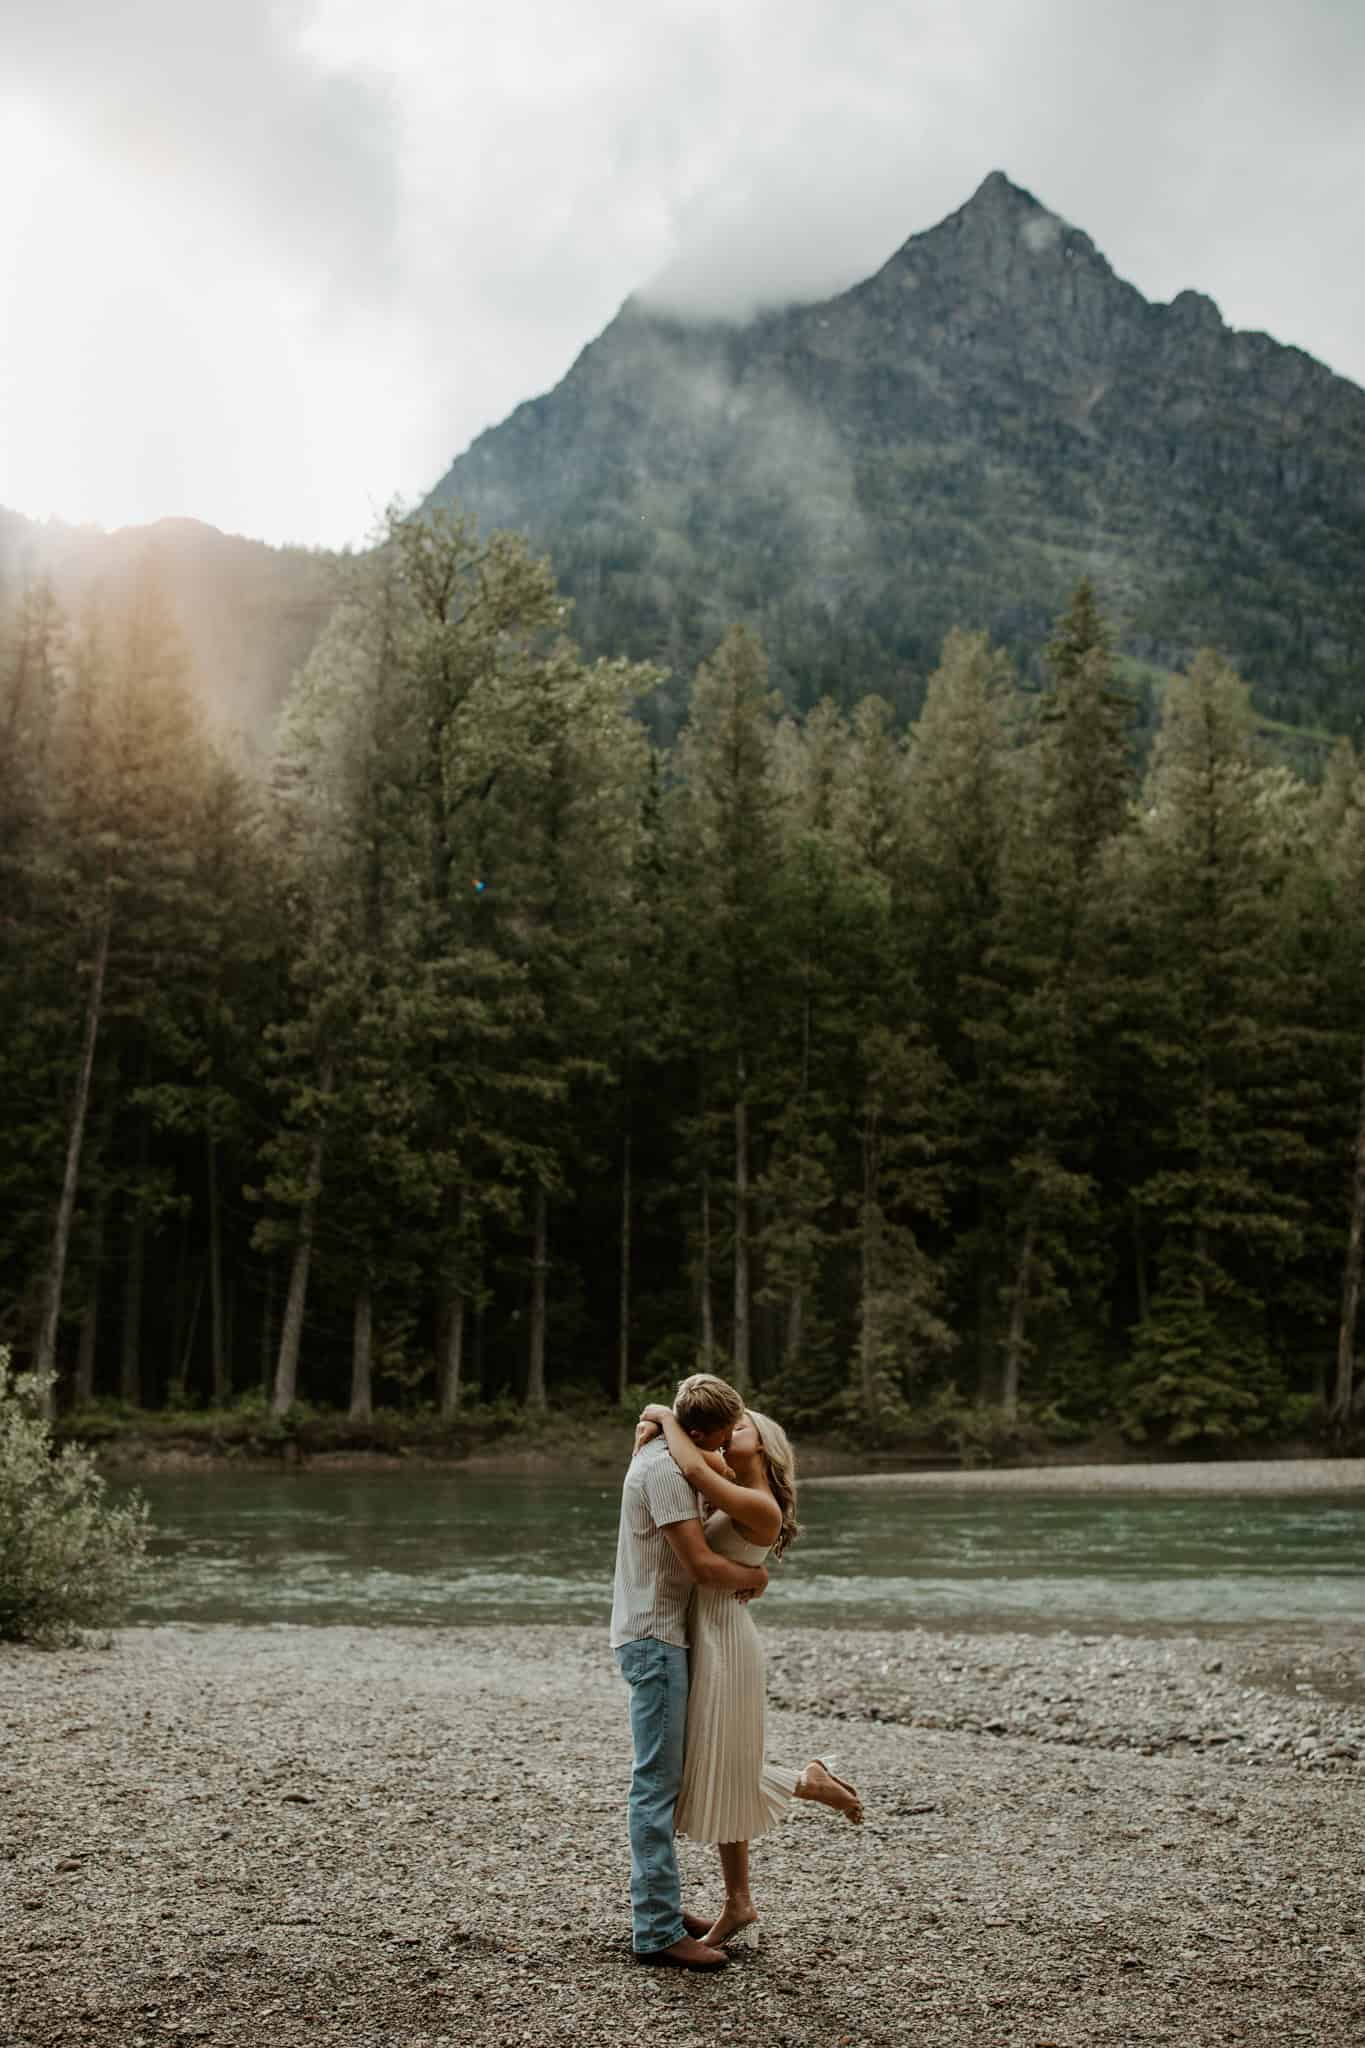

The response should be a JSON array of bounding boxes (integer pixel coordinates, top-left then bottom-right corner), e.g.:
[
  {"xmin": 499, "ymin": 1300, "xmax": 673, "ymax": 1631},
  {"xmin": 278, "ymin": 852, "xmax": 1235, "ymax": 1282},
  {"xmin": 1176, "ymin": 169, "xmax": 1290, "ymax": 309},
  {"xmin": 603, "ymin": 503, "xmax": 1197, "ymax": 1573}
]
[{"xmin": 611, "ymin": 1371, "xmax": 863, "ymax": 1972}]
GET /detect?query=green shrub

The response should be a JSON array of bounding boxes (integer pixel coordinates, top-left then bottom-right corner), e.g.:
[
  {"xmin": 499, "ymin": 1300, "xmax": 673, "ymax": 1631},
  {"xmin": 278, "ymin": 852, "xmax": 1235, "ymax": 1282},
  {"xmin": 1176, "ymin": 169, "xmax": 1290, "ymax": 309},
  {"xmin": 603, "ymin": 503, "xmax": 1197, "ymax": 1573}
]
[
  {"xmin": 0, "ymin": 1348, "xmax": 150, "ymax": 1646},
  {"xmin": 635, "ymin": 1332, "xmax": 709, "ymax": 1392},
  {"xmin": 1120, "ymin": 1297, "xmax": 1288, "ymax": 1448},
  {"xmin": 916, "ymin": 1384, "xmax": 1066, "ymax": 1466},
  {"xmin": 1276, "ymin": 1391, "xmax": 1327, "ymax": 1442}
]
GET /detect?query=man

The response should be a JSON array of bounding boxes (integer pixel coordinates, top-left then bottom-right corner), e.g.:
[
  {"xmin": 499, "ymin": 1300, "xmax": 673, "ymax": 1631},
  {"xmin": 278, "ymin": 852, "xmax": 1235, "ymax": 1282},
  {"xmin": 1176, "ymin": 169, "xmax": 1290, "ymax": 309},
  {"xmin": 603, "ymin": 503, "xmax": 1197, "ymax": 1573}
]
[{"xmin": 611, "ymin": 1370, "xmax": 767, "ymax": 1971}]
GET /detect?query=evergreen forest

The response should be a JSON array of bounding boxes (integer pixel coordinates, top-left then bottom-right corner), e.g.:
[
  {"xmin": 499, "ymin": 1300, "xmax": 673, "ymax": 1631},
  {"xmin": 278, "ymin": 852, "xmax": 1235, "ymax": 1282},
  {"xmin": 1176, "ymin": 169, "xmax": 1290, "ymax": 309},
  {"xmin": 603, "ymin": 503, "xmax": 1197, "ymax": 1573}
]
[{"xmin": 4, "ymin": 506, "xmax": 1365, "ymax": 1452}]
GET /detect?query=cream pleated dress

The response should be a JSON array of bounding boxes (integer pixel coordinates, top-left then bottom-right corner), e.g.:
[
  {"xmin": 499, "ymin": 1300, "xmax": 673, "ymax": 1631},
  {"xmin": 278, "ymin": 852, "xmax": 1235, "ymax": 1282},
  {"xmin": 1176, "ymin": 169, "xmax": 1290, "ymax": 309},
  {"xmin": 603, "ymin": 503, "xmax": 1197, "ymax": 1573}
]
[{"xmin": 674, "ymin": 1509, "xmax": 800, "ymax": 1843}]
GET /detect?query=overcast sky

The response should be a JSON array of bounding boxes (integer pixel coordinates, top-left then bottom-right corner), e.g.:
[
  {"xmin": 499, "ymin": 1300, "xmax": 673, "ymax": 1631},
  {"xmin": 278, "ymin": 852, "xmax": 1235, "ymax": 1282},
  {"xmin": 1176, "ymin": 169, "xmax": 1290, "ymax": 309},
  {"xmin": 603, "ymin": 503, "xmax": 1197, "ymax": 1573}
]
[{"xmin": 2, "ymin": 0, "xmax": 1362, "ymax": 550}]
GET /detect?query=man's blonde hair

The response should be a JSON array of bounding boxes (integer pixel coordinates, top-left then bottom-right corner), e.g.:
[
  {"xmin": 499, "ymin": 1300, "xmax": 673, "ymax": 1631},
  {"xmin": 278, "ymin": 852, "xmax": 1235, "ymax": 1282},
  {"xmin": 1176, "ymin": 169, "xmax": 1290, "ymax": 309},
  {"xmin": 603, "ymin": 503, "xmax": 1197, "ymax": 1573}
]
[{"xmin": 673, "ymin": 1371, "xmax": 745, "ymax": 1434}]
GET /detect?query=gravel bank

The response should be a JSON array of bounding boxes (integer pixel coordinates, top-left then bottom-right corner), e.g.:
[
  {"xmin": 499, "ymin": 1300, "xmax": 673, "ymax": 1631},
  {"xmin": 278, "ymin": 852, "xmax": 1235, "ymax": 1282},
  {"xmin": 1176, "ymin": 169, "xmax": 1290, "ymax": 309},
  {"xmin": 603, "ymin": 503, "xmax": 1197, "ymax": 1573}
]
[
  {"xmin": 7, "ymin": 1613, "xmax": 1365, "ymax": 2048},
  {"xmin": 3, "ymin": 1621, "xmax": 1363, "ymax": 2048},
  {"xmin": 806, "ymin": 1457, "xmax": 1365, "ymax": 1494}
]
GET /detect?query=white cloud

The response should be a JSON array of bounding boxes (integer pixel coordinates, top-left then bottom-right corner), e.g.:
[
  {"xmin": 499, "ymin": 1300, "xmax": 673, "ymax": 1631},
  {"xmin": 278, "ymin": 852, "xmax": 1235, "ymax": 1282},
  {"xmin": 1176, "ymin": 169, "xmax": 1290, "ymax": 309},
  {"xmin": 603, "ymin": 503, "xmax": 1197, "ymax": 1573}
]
[
  {"xmin": 0, "ymin": 0, "xmax": 1361, "ymax": 547},
  {"xmin": 4, "ymin": 0, "xmax": 398, "ymax": 300}
]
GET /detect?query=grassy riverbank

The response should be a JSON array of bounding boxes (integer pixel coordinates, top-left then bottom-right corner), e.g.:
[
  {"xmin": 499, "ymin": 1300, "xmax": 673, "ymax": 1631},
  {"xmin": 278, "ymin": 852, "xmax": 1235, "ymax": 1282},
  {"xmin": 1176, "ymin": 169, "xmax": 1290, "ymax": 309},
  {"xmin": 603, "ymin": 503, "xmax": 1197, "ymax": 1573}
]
[
  {"xmin": 4, "ymin": 1619, "xmax": 1363, "ymax": 2047},
  {"xmin": 58, "ymin": 1394, "xmax": 1355, "ymax": 1476}
]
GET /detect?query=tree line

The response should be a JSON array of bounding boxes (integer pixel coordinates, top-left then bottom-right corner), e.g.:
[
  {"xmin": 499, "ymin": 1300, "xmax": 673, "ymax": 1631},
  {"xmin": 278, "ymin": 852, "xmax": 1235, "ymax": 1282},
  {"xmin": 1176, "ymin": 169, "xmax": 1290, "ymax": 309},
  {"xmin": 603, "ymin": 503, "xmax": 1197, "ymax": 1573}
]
[{"xmin": 3, "ymin": 507, "xmax": 1364, "ymax": 1447}]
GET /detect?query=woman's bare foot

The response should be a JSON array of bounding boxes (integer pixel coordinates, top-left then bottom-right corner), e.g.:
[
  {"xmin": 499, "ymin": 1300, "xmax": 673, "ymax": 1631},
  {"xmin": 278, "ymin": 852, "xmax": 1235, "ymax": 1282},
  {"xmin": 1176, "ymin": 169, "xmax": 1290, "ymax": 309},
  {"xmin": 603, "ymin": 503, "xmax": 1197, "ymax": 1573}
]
[
  {"xmin": 704, "ymin": 1898, "xmax": 759, "ymax": 1946},
  {"xmin": 798, "ymin": 1758, "xmax": 864, "ymax": 1824}
]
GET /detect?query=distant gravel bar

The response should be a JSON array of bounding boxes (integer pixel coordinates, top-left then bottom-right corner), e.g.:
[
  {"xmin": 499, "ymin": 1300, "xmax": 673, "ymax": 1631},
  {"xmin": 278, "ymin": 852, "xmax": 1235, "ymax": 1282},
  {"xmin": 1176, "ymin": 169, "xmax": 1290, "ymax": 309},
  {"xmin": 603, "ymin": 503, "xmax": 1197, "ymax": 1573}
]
[
  {"xmin": 806, "ymin": 1457, "xmax": 1365, "ymax": 1493},
  {"xmin": 4, "ymin": 1617, "xmax": 1363, "ymax": 2047}
]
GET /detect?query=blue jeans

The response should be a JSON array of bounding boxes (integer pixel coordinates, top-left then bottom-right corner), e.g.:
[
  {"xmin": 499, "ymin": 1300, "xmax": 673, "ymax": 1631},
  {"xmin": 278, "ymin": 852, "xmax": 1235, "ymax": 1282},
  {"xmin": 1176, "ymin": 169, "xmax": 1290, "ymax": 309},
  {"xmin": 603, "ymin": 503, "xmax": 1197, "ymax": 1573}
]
[{"xmin": 616, "ymin": 1636, "xmax": 688, "ymax": 1953}]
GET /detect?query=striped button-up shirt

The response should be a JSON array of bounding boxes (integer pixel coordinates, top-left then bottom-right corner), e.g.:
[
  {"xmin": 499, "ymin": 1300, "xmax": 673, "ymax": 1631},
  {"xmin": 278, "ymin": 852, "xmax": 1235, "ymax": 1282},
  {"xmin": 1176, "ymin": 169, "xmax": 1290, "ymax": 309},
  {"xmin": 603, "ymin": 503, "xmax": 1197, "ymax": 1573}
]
[{"xmin": 609, "ymin": 1438, "xmax": 701, "ymax": 1649}]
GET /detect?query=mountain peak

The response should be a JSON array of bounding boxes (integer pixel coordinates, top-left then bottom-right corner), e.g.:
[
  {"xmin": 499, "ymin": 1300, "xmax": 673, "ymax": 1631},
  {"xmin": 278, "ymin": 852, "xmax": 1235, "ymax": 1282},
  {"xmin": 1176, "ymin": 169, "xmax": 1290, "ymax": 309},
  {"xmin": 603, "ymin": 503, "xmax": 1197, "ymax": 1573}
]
[
  {"xmin": 965, "ymin": 168, "xmax": 1042, "ymax": 214},
  {"xmin": 870, "ymin": 166, "xmax": 1123, "ymax": 322},
  {"xmin": 940, "ymin": 168, "xmax": 1077, "ymax": 258}
]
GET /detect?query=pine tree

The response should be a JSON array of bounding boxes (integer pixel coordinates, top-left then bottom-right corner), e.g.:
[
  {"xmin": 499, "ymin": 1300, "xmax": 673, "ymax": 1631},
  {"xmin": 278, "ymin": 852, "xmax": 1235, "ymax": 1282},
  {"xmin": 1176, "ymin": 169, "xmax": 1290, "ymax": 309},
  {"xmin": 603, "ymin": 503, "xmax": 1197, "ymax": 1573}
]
[
  {"xmin": 902, "ymin": 628, "xmax": 1020, "ymax": 1398},
  {"xmin": 1317, "ymin": 743, "xmax": 1365, "ymax": 1429},
  {"xmin": 1120, "ymin": 651, "xmax": 1315, "ymax": 1444},
  {"xmin": 389, "ymin": 505, "xmax": 570, "ymax": 1409},
  {"xmin": 469, "ymin": 647, "xmax": 653, "ymax": 1405},
  {"xmin": 15, "ymin": 570, "xmax": 213, "ymax": 1409},
  {"xmin": 609, "ymin": 747, "xmax": 669, "ymax": 1401},
  {"xmin": 990, "ymin": 585, "xmax": 1136, "ymax": 1416},
  {"xmin": 761, "ymin": 690, "xmax": 957, "ymax": 1428},
  {"xmin": 760, "ymin": 699, "xmax": 856, "ymax": 1407},
  {"xmin": 257, "ymin": 554, "xmax": 436, "ymax": 1415},
  {"xmin": 0, "ymin": 581, "xmax": 70, "ymax": 1354},
  {"xmin": 664, "ymin": 627, "xmax": 786, "ymax": 1389}
]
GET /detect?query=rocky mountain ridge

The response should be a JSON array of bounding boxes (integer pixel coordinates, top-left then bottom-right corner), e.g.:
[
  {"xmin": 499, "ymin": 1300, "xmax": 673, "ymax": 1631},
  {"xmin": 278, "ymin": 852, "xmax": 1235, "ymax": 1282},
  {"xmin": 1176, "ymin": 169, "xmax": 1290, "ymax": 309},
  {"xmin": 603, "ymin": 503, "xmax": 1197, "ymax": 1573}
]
[{"xmin": 429, "ymin": 170, "xmax": 1365, "ymax": 736}]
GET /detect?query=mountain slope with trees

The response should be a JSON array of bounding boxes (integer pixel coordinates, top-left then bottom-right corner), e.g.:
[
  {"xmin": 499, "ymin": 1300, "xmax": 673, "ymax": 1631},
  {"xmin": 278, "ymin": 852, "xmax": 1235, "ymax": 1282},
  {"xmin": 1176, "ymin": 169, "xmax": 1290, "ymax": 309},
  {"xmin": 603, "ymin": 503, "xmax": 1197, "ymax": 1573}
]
[
  {"xmin": 0, "ymin": 510, "xmax": 339, "ymax": 744},
  {"xmin": 429, "ymin": 170, "xmax": 1365, "ymax": 744}
]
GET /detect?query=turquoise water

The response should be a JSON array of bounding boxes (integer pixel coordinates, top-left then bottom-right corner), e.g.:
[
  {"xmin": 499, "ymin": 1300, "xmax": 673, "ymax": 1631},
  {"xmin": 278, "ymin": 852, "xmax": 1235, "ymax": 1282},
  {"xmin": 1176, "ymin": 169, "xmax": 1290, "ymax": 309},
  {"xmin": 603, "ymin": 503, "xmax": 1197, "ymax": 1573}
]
[{"xmin": 120, "ymin": 1469, "xmax": 1365, "ymax": 1633}]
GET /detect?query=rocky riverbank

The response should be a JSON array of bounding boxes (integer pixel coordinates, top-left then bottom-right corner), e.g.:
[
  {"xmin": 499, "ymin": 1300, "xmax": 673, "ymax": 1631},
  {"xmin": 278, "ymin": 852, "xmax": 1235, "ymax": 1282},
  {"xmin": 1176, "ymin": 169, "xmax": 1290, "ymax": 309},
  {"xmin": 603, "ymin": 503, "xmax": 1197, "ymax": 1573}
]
[{"xmin": 4, "ymin": 1618, "xmax": 1363, "ymax": 2047}]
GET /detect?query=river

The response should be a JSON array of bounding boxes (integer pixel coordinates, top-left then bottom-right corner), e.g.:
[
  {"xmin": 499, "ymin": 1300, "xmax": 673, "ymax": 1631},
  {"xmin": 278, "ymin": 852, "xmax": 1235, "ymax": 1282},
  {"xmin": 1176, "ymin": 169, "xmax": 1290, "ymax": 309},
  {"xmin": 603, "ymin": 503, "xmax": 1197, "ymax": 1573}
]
[{"xmin": 120, "ymin": 1467, "xmax": 1365, "ymax": 1635}]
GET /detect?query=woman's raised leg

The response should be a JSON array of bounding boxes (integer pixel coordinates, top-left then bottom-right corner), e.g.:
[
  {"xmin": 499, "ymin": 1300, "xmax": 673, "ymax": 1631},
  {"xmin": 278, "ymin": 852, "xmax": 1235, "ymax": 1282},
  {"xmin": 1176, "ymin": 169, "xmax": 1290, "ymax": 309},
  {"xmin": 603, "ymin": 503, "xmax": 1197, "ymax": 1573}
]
[{"xmin": 795, "ymin": 1757, "xmax": 864, "ymax": 1824}]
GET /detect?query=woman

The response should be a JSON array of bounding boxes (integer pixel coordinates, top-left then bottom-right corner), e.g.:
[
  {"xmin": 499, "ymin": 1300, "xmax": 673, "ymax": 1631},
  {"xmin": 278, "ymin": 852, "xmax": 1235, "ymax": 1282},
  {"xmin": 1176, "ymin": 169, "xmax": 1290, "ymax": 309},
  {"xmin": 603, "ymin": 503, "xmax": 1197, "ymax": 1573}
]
[{"xmin": 635, "ymin": 1401, "xmax": 863, "ymax": 1947}]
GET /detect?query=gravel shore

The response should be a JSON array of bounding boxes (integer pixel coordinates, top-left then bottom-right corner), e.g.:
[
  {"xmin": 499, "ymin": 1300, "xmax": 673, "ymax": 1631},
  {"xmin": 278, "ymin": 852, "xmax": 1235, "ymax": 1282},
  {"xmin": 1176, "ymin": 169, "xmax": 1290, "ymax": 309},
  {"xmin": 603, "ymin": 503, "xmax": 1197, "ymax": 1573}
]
[{"xmin": 4, "ymin": 1617, "xmax": 1363, "ymax": 2048}]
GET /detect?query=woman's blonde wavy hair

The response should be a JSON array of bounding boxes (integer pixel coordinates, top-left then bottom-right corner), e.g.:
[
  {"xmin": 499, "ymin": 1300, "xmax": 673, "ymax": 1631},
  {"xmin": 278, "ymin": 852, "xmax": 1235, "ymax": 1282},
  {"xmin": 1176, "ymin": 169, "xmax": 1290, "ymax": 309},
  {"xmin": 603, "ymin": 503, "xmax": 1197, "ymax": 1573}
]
[{"xmin": 746, "ymin": 1409, "xmax": 800, "ymax": 1561}]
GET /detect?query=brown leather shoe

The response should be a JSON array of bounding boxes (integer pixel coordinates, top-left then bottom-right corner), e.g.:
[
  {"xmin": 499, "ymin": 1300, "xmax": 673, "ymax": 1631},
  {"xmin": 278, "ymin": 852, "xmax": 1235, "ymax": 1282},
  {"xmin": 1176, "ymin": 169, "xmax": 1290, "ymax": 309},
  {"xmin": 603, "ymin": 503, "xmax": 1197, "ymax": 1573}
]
[
  {"xmin": 635, "ymin": 1934, "xmax": 729, "ymax": 1971},
  {"xmin": 682, "ymin": 1911, "xmax": 714, "ymax": 1940}
]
